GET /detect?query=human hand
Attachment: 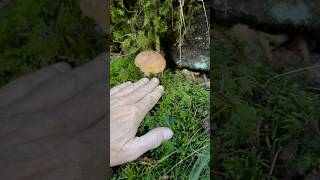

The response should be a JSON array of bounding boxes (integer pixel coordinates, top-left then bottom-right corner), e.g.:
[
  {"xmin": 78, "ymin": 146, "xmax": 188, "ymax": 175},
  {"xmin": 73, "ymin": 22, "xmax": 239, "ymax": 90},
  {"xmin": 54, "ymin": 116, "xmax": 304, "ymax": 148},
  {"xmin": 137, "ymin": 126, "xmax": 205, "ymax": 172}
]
[
  {"xmin": 110, "ymin": 78, "xmax": 173, "ymax": 167},
  {"xmin": 0, "ymin": 53, "xmax": 108, "ymax": 180}
]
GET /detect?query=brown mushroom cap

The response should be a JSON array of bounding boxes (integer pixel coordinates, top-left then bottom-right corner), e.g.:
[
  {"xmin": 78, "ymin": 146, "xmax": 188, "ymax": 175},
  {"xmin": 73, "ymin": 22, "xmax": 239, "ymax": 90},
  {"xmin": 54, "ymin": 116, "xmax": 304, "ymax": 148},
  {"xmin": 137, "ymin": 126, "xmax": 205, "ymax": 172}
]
[{"xmin": 135, "ymin": 50, "xmax": 166, "ymax": 75}]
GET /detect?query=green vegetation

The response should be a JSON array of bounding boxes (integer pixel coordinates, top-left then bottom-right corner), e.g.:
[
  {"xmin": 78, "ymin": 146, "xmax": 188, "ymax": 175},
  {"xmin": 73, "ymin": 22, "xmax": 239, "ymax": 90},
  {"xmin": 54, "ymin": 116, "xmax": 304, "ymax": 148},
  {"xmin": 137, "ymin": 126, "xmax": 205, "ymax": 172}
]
[
  {"xmin": 111, "ymin": 0, "xmax": 201, "ymax": 55},
  {"xmin": 0, "ymin": 0, "xmax": 105, "ymax": 86},
  {"xmin": 110, "ymin": 56, "xmax": 210, "ymax": 179},
  {"xmin": 111, "ymin": 0, "xmax": 210, "ymax": 178},
  {"xmin": 211, "ymin": 27, "xmax": 320, "ymax": 179}
]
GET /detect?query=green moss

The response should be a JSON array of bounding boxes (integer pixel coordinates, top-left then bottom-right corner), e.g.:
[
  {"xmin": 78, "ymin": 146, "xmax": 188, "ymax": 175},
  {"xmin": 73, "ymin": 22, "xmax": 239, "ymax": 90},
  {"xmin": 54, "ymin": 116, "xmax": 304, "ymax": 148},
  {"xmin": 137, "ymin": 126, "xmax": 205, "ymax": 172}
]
[
  {"xmin": 110, "ymin": 56, "xmax": 210, "ymax": 179},
  {"xmin": 111, "ymin": 0, "xmax": 201, "ymax": 55}
]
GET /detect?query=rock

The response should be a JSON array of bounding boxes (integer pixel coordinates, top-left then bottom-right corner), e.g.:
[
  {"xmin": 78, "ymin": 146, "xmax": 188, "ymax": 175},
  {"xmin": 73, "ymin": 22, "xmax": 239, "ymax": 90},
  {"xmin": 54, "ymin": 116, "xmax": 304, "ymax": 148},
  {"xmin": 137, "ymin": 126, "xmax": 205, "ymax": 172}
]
[
  {"xmin": 210, "ymin": 0, "xmax": 320, "ymax": 30},
  {"xmin": 171, "ymin": 8, "xmax": 210, "ymax": 71}
]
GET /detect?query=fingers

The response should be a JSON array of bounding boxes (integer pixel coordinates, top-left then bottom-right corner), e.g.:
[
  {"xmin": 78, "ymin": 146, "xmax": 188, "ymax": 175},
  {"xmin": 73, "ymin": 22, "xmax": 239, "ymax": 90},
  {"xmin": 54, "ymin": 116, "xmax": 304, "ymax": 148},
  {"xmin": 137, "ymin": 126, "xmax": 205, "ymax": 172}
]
[
  {"xmin": 110, "ymin": 81, "xmax": 132, "ymax": 96},
  {"xmin": 111, "ymin": 78, "xmax": 162, "ymax": 108},
  {"xmin": 135, "ymin": 85, "xmax": 164, "ymax": 117},
  {"xmin": 131, "ymin": 127, "xmax": 173, "ymax": 159},
  {"xmin": 0, "ymin": 62, "xmax": 72, "ymax": 108},
  {"xmin": 125, "ymin": 78, "xmax": 160, "ymax": 104},
  {"xmin": 113, "ymin": 78, "xmax": 149, "ymax": 97},
  {"xmin": 111, "ymin": 127, "xmax": 173, "ymax": 167}
]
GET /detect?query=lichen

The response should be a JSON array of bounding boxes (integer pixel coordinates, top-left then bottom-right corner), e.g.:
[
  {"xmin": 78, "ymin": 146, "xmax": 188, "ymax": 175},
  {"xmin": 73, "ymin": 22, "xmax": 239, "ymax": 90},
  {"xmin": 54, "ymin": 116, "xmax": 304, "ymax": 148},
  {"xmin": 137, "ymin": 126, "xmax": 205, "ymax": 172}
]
[{"xmin": 193, "ymin": 56, "xmax": 209, "ymax": 70}]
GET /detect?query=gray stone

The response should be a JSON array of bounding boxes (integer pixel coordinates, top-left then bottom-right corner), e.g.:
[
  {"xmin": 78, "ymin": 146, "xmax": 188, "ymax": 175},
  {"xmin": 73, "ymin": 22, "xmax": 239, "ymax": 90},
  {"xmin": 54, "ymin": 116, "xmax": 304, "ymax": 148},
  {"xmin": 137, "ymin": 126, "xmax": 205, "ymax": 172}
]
[
  {"xmin": 211, "ymin": 0, "xmax": 320, "ymax": 29},
  {"xmin": 171, "ymin": 8, "xmax": 210, "ymax": 71}
]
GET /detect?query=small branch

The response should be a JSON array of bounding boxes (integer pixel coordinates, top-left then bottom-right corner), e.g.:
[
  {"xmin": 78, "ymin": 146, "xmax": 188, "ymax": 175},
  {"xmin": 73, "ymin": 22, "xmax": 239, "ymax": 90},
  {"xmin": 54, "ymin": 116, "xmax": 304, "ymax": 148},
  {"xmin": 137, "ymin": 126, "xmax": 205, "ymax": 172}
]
[
  {"xmin": 155, "ymin": 35, "xmax": 160, "ymax": 52},
  {"xmin": 267, "ymin": 147, "xmax": 282, "ymax": 180},
  {"xmin": 263, "ymin": 65, "xmax": 320, "ymax": 88},
  {"xmin": 199, "ymin": 0, "xmax": 210, "ymax": 44},
  {"xmin": 178, "ymin": 0, "xmax": 186, "ymax": 66}
]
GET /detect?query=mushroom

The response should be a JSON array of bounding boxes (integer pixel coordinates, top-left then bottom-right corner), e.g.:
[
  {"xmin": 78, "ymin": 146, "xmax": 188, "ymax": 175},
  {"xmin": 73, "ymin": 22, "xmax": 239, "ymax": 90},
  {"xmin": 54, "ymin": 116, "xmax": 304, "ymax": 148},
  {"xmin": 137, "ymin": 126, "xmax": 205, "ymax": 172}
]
[{"xmin": 135, "ymin": 50, "xmax": 166, "ymax": 76}]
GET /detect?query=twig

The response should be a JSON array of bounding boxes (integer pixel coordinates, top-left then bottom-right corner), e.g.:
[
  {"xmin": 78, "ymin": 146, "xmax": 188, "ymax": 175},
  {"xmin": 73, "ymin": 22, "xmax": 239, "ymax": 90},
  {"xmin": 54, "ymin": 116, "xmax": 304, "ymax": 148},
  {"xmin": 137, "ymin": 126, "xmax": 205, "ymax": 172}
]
[
  {"xmin": 263, "ymin": 65, "xmax": 320, "ymax": 88},
  {"xmin": 267, "ymin": 147, "xmax": 282, "ymax": 180},
  {"xmin": 178, "ymin": 0, "xmax": 186, "ymax": 66},
  {"xmin": 199, "ymin": 0, "xmax": 210, "ymax": 44},
  {"xmin": 304, "ymin": 87, "xmax": 320, "ymax": 91},
  {"xmin": 155, "ymin": 35, "xmax": 160, "ymax": 52}
]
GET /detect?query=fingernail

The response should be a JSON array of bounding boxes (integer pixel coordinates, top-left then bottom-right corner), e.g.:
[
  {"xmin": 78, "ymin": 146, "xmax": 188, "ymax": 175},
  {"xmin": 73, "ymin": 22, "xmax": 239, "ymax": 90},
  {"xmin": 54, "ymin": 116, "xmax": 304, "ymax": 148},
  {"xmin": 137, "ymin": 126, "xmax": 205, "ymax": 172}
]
[
  {"xmin": 162, "ymin": 129, "xmax": 173, "ymax": 140},
  {"xmin": 158, "ymin": 85, "xmax": 164, "ymax": 91},
  {"xmin": 151, "ymin": 78, "xmax": 159, "ymax": 83}
]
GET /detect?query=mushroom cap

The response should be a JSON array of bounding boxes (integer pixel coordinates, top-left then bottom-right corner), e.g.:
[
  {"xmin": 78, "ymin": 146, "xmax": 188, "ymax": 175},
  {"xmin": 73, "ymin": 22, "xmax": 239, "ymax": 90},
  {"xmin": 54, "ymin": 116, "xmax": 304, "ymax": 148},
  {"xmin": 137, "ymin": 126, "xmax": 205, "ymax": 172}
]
[{"xmin": 135, "ymin": 50, "xmax": 166, "ymax": 75}]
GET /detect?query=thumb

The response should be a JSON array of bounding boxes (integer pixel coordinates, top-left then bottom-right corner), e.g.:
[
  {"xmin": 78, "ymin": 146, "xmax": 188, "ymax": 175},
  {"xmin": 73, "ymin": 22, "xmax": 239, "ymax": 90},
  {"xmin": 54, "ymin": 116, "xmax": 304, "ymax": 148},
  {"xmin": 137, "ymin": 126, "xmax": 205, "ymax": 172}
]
[{"xmin": 133, "ymin": 127, "xmax": 173, "ymax": 156}]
